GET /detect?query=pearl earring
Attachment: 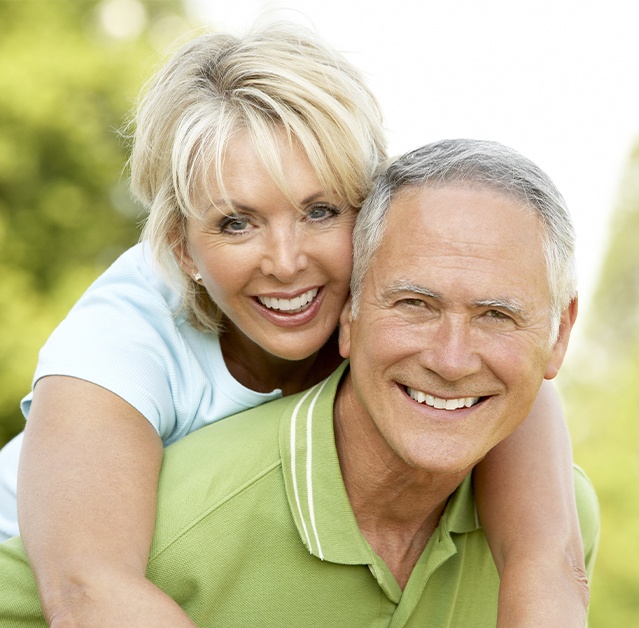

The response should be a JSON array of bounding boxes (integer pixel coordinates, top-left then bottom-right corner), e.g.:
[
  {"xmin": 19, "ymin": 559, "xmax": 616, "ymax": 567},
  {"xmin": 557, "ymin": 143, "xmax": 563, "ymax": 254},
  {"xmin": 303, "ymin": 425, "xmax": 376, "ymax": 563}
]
[{"xmin": 193, "ymin": 273, "xmax": 202, "ymax": 282}]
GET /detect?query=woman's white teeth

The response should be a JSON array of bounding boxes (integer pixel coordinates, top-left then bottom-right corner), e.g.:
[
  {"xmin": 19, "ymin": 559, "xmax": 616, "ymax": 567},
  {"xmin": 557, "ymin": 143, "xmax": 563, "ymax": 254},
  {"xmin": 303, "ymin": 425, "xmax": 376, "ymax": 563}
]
[
  {"xmin": 406, "ymin": 387, "xmax": 479, "ymax": 410},
  {"xmin": 259, "ymin": 288, "xmax": 319, "ymax": 313}
]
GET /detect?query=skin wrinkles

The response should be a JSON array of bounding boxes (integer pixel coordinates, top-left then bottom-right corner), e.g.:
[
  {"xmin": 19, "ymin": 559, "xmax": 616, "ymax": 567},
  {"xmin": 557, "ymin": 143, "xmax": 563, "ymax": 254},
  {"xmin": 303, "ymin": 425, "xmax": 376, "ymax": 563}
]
[{"xmin": 380, "ymin": 281, "xmax": 532, "ymax": 327}]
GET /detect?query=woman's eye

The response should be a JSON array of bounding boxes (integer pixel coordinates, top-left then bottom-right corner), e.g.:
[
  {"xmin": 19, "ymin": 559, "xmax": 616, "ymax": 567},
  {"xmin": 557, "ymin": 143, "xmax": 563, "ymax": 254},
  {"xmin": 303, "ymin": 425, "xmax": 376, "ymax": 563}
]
[
  {"xmin": 306, "ymin": 204, "xmax": 338, "ymax": 221},
  {"xmin": 219, "ymin": 216, "xmax": 250, "ymax": 234}
]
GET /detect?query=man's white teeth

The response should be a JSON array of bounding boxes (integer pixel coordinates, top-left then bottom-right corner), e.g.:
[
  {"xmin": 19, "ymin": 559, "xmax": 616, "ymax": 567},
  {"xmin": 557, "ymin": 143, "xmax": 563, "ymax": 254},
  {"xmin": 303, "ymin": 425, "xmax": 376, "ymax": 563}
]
[
  {"xmin": 258, "ymin": 288, "xmax": 319, "ymax": 313},
  {"xmin": 406, "ymin": 387, "xmax": 479, "ymax": 410}
]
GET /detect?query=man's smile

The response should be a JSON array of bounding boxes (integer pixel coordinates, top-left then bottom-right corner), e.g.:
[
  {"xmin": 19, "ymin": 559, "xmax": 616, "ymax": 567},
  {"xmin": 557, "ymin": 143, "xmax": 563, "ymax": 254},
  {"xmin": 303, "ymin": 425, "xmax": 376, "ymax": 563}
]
[{"xmin": 405, "ymin": 386, "xmax": 482, "ymax": 410}]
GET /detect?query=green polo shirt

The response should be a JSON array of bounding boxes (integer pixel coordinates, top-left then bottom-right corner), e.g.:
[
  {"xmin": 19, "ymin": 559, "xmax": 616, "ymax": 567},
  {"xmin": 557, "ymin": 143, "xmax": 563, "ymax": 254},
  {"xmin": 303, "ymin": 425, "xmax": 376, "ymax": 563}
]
[{"xmin": 0, "ymin": 362, "xmax": 599, "ymax": 627}]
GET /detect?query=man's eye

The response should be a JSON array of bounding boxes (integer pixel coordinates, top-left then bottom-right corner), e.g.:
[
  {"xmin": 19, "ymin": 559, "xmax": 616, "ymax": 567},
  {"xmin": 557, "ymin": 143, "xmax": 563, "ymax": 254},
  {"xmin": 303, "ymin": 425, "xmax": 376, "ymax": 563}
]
[
  {"xmin": 399, "ymin": 298, "xmax": 426, "ymax": 307},
  {"xmin": 485, "ymin": 309, "xmax": 511, "ymax": 321}
]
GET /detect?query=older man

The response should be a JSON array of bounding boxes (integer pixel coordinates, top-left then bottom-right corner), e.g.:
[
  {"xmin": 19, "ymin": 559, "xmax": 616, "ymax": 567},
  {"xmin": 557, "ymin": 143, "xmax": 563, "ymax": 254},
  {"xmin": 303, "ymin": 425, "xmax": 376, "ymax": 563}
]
[{"xmin": 0, "ymin": 140, "xmax": 598, "ymax": 627}]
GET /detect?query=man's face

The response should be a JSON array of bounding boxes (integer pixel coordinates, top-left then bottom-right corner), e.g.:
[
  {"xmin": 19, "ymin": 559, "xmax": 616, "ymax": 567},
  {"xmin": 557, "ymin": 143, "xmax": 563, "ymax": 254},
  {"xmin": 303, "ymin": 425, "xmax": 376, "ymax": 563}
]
[{"xmin": 339, "ymin": 184, "xmax": 576, "ymax": 475}]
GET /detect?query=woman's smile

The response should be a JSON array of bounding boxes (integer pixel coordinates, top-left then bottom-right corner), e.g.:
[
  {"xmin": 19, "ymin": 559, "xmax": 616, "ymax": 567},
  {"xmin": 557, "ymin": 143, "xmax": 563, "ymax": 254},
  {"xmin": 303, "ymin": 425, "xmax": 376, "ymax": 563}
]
[
  {"xmin": 256, "ymin": 287, "xmax": 320, "ymax": 313},
  {"xmin": 252, "ymin": 287, "xmax": 324, "ymax": 327}
]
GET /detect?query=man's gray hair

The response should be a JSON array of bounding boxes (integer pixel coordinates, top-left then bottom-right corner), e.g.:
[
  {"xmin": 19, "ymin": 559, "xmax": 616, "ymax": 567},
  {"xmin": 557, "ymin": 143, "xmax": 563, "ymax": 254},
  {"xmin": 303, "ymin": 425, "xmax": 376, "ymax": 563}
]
[{"xmin": 351, "ymin": 139, "xmax": 577, "ymax": 339}]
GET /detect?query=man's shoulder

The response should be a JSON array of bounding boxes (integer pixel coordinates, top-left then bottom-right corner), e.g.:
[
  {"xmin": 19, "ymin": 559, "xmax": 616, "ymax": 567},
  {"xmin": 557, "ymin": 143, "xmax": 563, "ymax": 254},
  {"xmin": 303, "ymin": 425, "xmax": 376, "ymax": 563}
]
[
  {"xmin": 150, "ymin": 394, "xmax": 300, "ymax": 556},
  {"xmin": 160, "ymin": 393, "xmax": 294, "ymax": 477}
]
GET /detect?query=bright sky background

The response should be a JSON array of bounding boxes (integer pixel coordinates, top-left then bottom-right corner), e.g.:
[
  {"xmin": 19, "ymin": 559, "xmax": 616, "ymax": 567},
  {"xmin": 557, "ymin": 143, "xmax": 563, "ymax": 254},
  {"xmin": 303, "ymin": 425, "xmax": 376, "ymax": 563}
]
[{"xmin": 188, "ymin": 0, "xmax": 639, "ymax": 338}]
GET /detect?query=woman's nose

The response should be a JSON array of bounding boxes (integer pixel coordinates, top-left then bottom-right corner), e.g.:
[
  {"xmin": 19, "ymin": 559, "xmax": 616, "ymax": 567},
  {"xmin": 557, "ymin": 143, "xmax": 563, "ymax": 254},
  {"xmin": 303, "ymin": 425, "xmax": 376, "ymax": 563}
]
[{"xmin": 260, "ymin": 228, "xmax": 309, "ymax": 282}]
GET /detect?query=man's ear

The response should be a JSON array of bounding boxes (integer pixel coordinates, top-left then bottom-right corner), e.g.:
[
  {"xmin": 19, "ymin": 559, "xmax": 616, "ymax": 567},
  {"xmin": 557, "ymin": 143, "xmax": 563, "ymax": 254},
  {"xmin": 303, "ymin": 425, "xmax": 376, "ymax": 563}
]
[
  {"xmin": 338, "ymin": 295, "xmax": 354, "ymax": 359},
  {"xmin": 544, "ymin": 297, "xmax": 578, "ymax": 380}
]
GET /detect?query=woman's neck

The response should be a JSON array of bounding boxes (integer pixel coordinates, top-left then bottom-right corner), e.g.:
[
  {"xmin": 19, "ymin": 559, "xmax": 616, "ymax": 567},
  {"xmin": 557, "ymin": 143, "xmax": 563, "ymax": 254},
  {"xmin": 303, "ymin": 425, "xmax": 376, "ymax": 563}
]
[{"xmin": 219, "ymin": 325, "xmax": 343, "ymax": 396}]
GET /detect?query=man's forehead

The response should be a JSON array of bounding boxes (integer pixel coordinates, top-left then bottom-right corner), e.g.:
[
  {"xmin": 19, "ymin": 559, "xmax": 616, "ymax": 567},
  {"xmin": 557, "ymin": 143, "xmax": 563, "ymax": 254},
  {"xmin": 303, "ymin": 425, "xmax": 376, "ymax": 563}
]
[
  {"xmin": 363, "ymin": 183, "xmax": 551, "ymax": 307},
  {"xmin": 389, "ymin": 181, "xmax": 528, "ymax": 216},
  {"xmin": 383, "ymin": 183, "xmax": 540, "ymax": 247}
]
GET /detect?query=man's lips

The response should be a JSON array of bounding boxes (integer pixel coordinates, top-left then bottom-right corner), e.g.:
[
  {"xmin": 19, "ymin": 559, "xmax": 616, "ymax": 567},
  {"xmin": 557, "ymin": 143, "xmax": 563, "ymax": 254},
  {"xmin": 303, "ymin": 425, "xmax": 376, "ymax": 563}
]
[{"xmin": 405, "ymin": 386, "xmax": 483, "ymax": 410}]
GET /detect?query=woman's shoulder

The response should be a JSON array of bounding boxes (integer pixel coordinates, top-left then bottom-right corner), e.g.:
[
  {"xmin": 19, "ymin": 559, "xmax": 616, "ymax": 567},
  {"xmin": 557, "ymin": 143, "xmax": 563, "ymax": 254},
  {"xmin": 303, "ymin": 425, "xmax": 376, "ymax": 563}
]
[{"xmin": 87, "ymin": 242, "xmax": 182, "ymax": 313}]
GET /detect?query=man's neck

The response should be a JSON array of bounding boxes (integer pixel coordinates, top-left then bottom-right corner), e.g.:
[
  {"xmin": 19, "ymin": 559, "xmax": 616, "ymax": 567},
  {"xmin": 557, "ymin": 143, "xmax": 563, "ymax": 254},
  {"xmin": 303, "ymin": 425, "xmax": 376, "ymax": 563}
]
[{"xmin": 333, "ymin": 373, "xmax": 468, "ymax": 589}]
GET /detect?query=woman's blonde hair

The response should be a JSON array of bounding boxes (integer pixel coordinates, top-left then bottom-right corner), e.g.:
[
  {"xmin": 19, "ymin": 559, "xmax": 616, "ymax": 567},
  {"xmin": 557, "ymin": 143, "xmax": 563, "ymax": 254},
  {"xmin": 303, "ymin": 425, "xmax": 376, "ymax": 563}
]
[{"xmin": 130, "ymin": 23, "xmax": 387, "ymax": 333}]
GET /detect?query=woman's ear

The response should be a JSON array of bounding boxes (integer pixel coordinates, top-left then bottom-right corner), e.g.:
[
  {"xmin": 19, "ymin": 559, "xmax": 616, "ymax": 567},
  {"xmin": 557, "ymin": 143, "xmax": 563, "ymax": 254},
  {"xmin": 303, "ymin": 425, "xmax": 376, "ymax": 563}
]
[
  {"xmin": 338, "ymin": 296, "xmax": 354, "ymax": 359},
  {"xmin": 171, "ymin": 231, "xmax": 196, "ymax": 278}
]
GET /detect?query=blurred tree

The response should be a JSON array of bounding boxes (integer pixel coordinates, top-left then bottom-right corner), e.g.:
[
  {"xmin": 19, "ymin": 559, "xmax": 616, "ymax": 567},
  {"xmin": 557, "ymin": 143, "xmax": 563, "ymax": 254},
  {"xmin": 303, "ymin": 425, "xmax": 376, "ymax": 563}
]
[
  {"xmin": 0, "ymin": 0, "xmax": 192, "ymax": 446},
  {"xmin": 563, "ymin": 141, "xmax": 639, "ymax": 626}
]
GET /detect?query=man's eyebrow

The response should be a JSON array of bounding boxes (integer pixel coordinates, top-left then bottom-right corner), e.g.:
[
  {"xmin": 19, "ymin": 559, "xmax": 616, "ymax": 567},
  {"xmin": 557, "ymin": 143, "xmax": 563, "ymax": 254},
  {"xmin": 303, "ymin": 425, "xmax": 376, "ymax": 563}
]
[
  {"xmin": 384, "ymin": 283, "xmax": 531, "ymax": 320},
  {"xmin": 383, "ymin": 281, "xmax": 441, "ymax": 300},
  {"xmin": 475, "ymin": 298, "xmax": 529, "ymax": 320}
]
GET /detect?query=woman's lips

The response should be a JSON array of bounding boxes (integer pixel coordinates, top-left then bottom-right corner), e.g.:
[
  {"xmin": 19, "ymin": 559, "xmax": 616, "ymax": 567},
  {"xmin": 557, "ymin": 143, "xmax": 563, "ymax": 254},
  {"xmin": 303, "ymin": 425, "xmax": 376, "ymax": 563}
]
[
  {"xmin": 253, "ymin": 287, "xmax": 324, "ymax": 327},
  {"xmin": 257, "ymin": 288, "xmax": 319, "ymax": 314}
]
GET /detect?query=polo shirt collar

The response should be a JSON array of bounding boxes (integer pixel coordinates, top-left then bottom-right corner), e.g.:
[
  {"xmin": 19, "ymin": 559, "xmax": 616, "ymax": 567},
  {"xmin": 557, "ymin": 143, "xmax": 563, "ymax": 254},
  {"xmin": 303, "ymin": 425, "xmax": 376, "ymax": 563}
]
[
  {"xmin": 279, "ymin": 360, "xmax": 481, "ymax": 570},
  {"xmin": 279, "ymin": 361, "xmax": 372, "ymax": 565}
]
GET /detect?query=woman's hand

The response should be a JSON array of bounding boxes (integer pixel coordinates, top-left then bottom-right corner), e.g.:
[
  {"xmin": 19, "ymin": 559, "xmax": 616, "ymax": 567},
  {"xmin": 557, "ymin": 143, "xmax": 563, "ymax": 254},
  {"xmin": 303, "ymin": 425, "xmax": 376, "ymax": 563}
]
[
  {"xmin": 19, "ymin": 376, "xmax": 195, "ymax": 626},
  {"xmin": 474, "ymin": 380, "xmax": 589, "ymax": 627}
]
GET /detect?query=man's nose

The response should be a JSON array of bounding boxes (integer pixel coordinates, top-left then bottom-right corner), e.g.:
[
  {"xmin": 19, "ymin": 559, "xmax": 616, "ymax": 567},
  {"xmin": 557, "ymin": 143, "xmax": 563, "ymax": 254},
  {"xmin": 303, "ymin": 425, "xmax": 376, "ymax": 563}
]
[
  {"xmin": 260, "ymin": 227, "xmax": 309, "ymax": 282},
  {"xmin": 419, "ymin": 316, "xmax": 482, "ymax": 382}
]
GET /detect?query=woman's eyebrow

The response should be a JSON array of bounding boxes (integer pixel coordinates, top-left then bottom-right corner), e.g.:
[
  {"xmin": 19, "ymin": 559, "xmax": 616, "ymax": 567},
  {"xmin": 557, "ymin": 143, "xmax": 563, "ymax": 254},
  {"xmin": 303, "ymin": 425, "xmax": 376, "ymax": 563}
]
[
  {"xmin": 205, "ymin": 189, "xmax": 328, "ymax": 215},
  {"xmin": 299, "ymin": 190, "xmax": 330, "ymax": 205}
]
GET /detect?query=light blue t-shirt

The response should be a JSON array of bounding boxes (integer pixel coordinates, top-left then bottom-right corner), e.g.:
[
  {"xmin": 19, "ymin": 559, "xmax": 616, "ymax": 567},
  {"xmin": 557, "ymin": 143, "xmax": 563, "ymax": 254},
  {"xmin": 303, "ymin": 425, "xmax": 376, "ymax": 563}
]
[{"xmin": 0, "ymin": 243, "xmax": 282, "ymax": 539}]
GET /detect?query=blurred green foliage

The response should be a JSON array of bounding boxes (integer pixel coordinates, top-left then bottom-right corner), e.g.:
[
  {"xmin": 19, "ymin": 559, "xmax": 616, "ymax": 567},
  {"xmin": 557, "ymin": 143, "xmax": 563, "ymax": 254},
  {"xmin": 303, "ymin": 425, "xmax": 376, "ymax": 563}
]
[
  {"xmin": 0, "ymin": 0, "xmax": 190, "ymax": 446},
  {"xmin": 562, "ymin": 142, "xmax": 639, "ymax": 626}
]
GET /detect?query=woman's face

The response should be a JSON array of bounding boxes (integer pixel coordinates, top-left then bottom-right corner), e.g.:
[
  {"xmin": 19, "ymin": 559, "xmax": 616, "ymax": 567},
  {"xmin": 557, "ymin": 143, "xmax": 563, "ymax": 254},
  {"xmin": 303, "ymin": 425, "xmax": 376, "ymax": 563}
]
[{"xmin": 181, "ymin": 128, "xmax": 356, "ymax": 363}]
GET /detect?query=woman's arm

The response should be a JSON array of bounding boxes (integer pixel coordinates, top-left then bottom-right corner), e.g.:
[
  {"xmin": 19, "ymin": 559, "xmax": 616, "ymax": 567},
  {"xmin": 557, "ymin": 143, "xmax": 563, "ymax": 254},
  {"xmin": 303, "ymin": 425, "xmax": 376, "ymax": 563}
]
[
  {"xmin": 18, "ymin": 375, "xmax": 196, "ymax": 627},
  {"xmin": 474, "ymin": 380, "xmax": 590, "ymax": 628}
]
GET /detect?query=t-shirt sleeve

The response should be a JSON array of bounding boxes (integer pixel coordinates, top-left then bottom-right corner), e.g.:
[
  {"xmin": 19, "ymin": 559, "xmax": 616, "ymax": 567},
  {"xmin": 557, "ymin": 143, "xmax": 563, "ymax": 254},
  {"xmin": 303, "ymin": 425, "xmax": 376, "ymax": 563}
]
[{"xmin": 20, "ymin": 246, "xmax": 191, "ymax": 442}]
